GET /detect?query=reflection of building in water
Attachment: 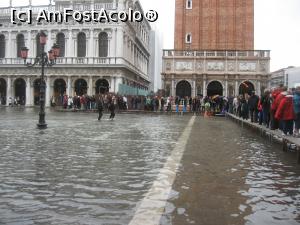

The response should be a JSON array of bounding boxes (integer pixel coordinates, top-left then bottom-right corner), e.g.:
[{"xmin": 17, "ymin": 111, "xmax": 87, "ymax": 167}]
[
  {"xmin": 162, "ymin": 0, "xmax": 270, "ymax": 98},
  {"xmin": 0, "ymin": 0, "xmax": 151, "ymax": 106}
]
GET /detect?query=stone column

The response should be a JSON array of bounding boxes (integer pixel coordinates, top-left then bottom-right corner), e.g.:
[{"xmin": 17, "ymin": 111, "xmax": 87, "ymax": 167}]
[
  {"xmin": 25, "ymin": 77, "xmax": 31, "ymax": 106},
  {"xmin": 45, "ymin": 77, "xmax": 51, "ymax": 107},
  {"xmin": 6, "ymin": 77, "xmax": 11, "ymax": 106},
  {"xmin": 115, "ymin": 77, "xmax": 122, "ymax": 93},
  {"xmin": 203, "ymin": 75, "xmax": 207, "ymax": 96},
  {"xmin": 116, "ymin": 28, "xmax": 123, "ymax": 58},
  {"xmin": 235, "ymin": 80, "xmax": 239, "ymax": 96},
  {"xmin": 46, "ymin": 30, "xmax": 53, "ymax": 53},
  {"xmin": 26, "ymin": 31, "xmax": 31, "ymax": 56},
  {"xmin": 68, "ymin": 30, "xmax": 73, "ymax": 57},
  {"xmin": 192, "ymin": 79, "xmax": 196, "ymax": 97},
  {"xmin": 88, "ymin": 29, "xmax": 94, "ymax": 57},
  {"xmin": 7, "ymin": 31, "xmax": 12, "ymax": 58},
  {"xmin": 225, "ymin": 79, "xmax": 228, "ymax": 97},
  {"xmin": 110, "ymin": 77, "xmax": 115, "ymax": 93},
  {"xmin": 257, "ymin": 80, "xmax": 261, "ymax": 96},
  {"xmin": 171, "ymin": 76, "xmax": 175, "ymax": 97},
  {"xmin": 30, "ymin": 83, "xmax": 34, "ymax": 106},
  {"xmin": 88, "ymin": 76, "xmax": 93, "ymax": 95},
  {"xmin": 67, "ymin": 76, "xmax": 71, "ymax": 97}
]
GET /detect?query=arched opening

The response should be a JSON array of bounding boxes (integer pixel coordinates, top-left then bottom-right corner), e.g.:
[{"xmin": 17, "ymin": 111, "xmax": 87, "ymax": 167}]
[
  {"xmin": 239, "ymin": 81, "xmax": 255, "ymax": 95},
  {"xmin": 0, "ymin": 78, "xmax": 7, "ymax": 105},
  {"xmin": 16, "ymin": 34, "xmax": 25, "ymax": 58},
  {"xmin": 0, "ymin": 34, "xmax": 5, "ymax": 58},
  {"xmin": 95, "ymin": 79, "xmax": 109, "ymax": 94},
  {"xmin": 207, "ymin": 81, "xmax": 223, "ymax": 96},
  {"xmin": 53, "ymin": 79, "xmax": 66, "ymax": 106},
  {"xmin": 56, "ymin": 33, "xmax": 65, "ymax": 57},
  {"xmin": 99, "ymin": 32, "xmax": 108, "ymax": 57},
  {"xmin": 77, "ymin": 32, "xmax": 86, "ymax": 57},
  {"xmin": 176, "ymin": 80, "xmax": 191, "ymax": 97},
  {"xmin": 14, "ymin": 78, "xmax": 26, "ymax": 105},
  {"xmin": 75, "ymin": 79, "xmax": 87, "ymax": 96}
]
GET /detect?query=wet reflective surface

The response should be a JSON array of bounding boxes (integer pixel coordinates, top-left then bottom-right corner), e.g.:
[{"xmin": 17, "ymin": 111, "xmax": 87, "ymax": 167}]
[
  {"xmin": 164, "ymin": 117, "xmax": 300, "ymax": 225},
  {"xmin": 0, "ymin": 108, "xmax": 187, "ymax": 225},
  {"xmin": 0, "ymin": 108, "xmax": 300, "ymax": 225}
]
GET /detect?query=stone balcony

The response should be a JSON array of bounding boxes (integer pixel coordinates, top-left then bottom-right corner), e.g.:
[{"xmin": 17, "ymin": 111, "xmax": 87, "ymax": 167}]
[
  {"xmin": 0, "ymin": 56, "xmax": 149, "ymax": 81},
  {"xmin": 162, "ymin": 50, "xmax": 271, "ymax": 75}
]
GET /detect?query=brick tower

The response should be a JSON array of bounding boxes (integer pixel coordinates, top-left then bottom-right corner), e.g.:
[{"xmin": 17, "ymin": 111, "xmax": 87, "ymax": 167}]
[{"xmin": 174, "ymin": 0, "xmax": 254, "ymax": 50}]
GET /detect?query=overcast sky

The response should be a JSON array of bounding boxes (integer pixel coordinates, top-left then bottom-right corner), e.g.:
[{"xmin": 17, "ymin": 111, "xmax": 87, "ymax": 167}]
[{"xmin": 1, "ymin": 0, "xmax": 299, "ymax": 71}]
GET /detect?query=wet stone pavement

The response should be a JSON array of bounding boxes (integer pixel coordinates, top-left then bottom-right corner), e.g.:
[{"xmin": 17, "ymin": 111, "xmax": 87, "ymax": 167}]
[{"xmin": 0, "ymin": 107, "xmax": 300, "ymax": 225}]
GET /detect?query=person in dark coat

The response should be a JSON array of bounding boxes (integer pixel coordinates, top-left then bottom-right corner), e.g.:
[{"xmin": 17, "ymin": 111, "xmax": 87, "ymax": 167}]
[
  {"xmin": 248, "ymin": 91, "xmax": 259, "ymax": 122},
  {"xmin": 109, "ymin": 102, "xmax": 116, "ymax": 120},
  {"xmin": 97, "ymin": 95, "xmax": 104, "ymax": 121}
]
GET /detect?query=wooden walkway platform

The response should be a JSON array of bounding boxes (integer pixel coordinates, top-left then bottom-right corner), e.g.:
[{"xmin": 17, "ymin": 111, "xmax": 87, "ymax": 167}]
[{"xmin": 226, "ymin": 113, "xmax": 300, "ymax": 164}]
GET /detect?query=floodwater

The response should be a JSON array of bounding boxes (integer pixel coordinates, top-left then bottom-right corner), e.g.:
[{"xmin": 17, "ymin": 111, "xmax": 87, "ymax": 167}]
[{"xmin": 0, "ymin": 107, "xmax": 299, "ymax": 225}]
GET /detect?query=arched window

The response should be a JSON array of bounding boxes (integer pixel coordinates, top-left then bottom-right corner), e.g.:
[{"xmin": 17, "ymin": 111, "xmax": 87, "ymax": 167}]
[
  {"xmin": 186, "ymin": 0, "xmax": 192, "ymax": 9},
  {"xmin": 36, "ymin": 33, "xmax": 42, "ymax": 56},
  {"xmin": 99, "ymin": 32, "xmax": 108, "ymax": 57},
  {"xmin": 77, "ymin": 32, "xmax": 86, "ymax": 57},
  {"xmin": 17, "ymin": 34, "xmax": 25, "ymax": 58},
  {"xmin": 0, "ymin": 34, "xmax": 5, "ymax": 58},
  {"xmin": 56, "ymin": 33, "xmax": 65, "ymax": 57},
  {"xmin": 186, "ymin": 33, "xmax": 192, "ymax": 43}
]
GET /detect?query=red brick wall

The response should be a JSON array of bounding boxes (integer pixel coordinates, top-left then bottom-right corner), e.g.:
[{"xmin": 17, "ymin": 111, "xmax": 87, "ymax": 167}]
[{"xmin": 174, "ymin": 0, "xmax": 254, "ymax": 50}]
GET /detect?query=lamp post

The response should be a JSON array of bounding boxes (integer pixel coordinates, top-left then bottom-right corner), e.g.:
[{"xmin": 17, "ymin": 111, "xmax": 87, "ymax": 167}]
[{"xmin": 20, "ymin": 31, "xmax": 60, "ymax": 129}]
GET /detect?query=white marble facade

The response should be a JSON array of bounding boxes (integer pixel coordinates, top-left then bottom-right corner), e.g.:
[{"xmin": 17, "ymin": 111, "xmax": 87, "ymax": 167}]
[{"xmin": 0, "ymin": 0, "xmax": 151, "ymax": 106}]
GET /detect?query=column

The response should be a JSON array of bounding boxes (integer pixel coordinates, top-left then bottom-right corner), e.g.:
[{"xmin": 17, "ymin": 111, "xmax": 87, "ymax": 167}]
[
  {"xmin": 30, "ymin": 84, "xmax": 34, "ymax": 106},
  {"xmin": 257, "ymin": 80, "xmax": 261, "ymax": 96},
  {"xmin": 110, "ymin": 77, "xmax": 115, "ymax": 93},
  {"xmin": 192, "ymin": 80, "xmax": 196, "ymax": 97},
  {"xmin": 225, "ymin": 80, "xmax": 228, "ymax": 97},
  {"xmin": 67, "ymin": 76, "xmax": 71, "ymax": 97},
  {"xmin": 235, "ymin": 80, "xmax": 239, "ymax": 97},
  {"xmin": 88, "ymin": 77, "xmax": 93, "ymax": 96},
  {"xmin": 46, "ymin": 30, "xmax": 53, "ymax": 53},
  {"xmin": 6, "ymin": 77, "xmax": 11, "ymax": 106},
  {"xmin": 26, "ymin": 31, "xmax": 31, "ymax": 56},
  {"xmin": 203, "ymin": 76, "xmax": 207, "ymax": 96},
  {"xmin": 25, "ymin": 77, "xmax": 31, "ymax": 106},
  {"xmin": 116, "ymin": 28, "xmax": 123, "ymax": 58},
  {"xmin": 45, "ymin": 77, "xmax": 51, "ymax": 107},
  {"xmin": 171, "ymin": 78, "xmax": 175, "ymax": 97},
  {"xmin": 115, "ymin": 77, "xmax": 122, "ymax": 93},
  {"xmin": 88, "ymin": 29, "xmax": 94, "ymax": 57},
  {"xmin": 7, "ymin": 31, "xmax": 12, "ymax": 58},
  {"xmin": 68, "ymin": 30, "xmax": 73, "ymax": 57}
]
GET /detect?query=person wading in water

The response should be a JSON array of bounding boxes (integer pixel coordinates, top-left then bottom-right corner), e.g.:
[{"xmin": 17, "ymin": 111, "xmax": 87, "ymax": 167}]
[{"xmin": 97, "ymin": 95, "xmax": 104, "ymax": 121}]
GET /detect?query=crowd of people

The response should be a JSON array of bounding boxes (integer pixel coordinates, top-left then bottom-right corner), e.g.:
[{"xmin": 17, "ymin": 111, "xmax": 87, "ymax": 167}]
[{"xmin": 230, "ymin": 86, "xmax": 300, "ymax": 137}]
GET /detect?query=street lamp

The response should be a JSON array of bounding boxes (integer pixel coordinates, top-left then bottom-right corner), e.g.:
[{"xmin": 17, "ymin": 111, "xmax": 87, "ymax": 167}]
[{"xmin": 20, "ymin": 31, "xmax": 60, "ymax": 129}]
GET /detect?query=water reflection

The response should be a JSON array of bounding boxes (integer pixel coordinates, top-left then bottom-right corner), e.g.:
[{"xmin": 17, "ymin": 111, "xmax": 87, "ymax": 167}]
[{"xmin": 0, "ymin": 108, "xmax": 190, "ymax": 225}]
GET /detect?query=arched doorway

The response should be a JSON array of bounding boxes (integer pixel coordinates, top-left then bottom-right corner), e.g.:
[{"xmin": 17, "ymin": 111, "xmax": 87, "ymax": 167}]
[
  {"xmin": 75, "ymin": 79, "xmax": 87, "ymax": 96},
  {"xmin": 239, "ymin": 81, "xmax": 255, "ymax": 95},
  {"xmin": 54, "ymin": 79, "xmax": 66, "ymax": 105},
  {"xmin": 14, "ymin": 78, "xmax": 26, "ymax": 105},
  {"xmin": 95, "ymin": 79, "xmax": 109, "ymax": 94},
  {"xmin": 0, "ymin": 78, "xmax": 6, "ymax": 105},
  {"xmin": 207, "ymin": 81, "xmax": 223, "ymax": 96},
  {"xmin": 176, "ymin": 80, "xmax": 191, "ymax": 97}
]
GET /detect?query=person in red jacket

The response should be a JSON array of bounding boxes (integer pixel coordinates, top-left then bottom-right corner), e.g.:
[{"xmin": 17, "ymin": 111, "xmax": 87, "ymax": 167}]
[{"xmin": 275, "ymin": 93, "xmax": 295, "ymax": 135}]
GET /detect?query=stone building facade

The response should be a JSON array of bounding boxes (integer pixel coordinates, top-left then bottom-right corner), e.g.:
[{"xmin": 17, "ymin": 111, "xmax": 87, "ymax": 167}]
[
  {"xmin": 162, "ymin": 0, "xmax": 270, "ymax": 97},
  {"xmin": 0, "ymin": 0, "xmax": 151, "ymax": 106}
]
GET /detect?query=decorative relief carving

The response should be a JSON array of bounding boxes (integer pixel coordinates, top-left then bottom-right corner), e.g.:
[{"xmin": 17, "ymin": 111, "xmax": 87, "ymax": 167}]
[
  {"xmin": 239, "ymin": 62, "xmax": 257, "ymax": 72},
  {"xmin": 207, "ymin": 62, "xmax": 225, "ymax": 71},
  {"xmin": 175, "ymin": 61, "xmax": 193, "ymax": 71},
  {"xmin": 196, "ymin": 62, "xmax": 203, "ymax": 70},
  {"xmin": 259, "ymin": 61, "xmax": 268, "ymax": 72},
  {"xmin": 166, "ymin": 62, "xmax": 172, "ymax": 71},
  {"xmin": 227, "ymin": 61, "xmax": 235, "ymax": 71}
]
